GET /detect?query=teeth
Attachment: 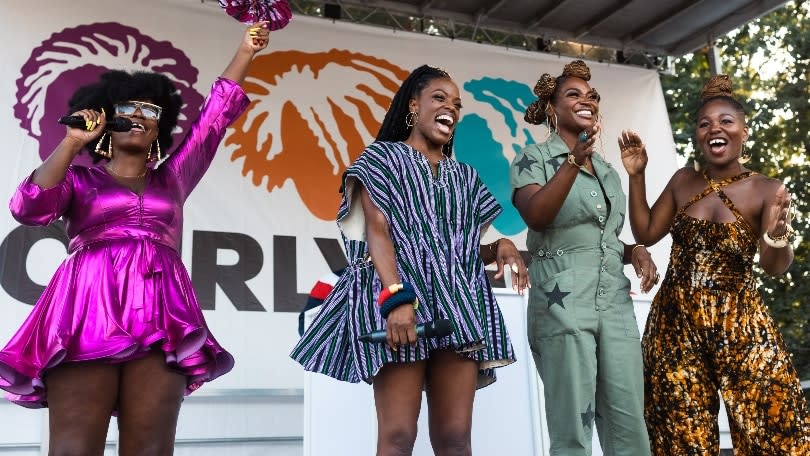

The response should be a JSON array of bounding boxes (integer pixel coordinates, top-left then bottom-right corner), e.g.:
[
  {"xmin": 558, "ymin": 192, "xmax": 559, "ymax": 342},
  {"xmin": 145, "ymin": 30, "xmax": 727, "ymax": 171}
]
[
  {"xmin": 576, "ymin": 110, "xmax": 593, "ymax": 118},
  {"xmin": 436, "ymin": 114, "xmax": 454, "ymax": 126},
  {"xmin": 709, "ymin": 139, "xmax": 726, "ymax": 146}
]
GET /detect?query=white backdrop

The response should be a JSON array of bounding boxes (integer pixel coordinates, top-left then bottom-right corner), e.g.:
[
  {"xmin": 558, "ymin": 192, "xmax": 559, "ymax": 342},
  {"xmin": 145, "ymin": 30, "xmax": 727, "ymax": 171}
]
[{"xmin": 0, "ymin": 0, "xmax": 676, "ymax": 402}]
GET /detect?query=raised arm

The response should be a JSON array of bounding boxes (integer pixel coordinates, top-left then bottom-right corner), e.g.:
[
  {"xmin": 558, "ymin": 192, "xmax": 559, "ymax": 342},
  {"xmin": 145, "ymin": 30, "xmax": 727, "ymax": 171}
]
[
  {"xmin": 619, "ymin": 130, "xmax": 678, "ymax": 246},
  {"xmin": 221, "ymin": 22, "xmax": 270, "ymax": 85},
  {"xmin": 161, "ymin": 23, "xmax": 269, "ymax": 197}
]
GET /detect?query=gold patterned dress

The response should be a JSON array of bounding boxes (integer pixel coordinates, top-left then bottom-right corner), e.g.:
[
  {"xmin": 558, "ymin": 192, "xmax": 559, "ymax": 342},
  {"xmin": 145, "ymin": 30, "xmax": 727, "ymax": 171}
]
[{"xmin": 643, "ymin": 171, "xmax": 810, "ymax": 455}]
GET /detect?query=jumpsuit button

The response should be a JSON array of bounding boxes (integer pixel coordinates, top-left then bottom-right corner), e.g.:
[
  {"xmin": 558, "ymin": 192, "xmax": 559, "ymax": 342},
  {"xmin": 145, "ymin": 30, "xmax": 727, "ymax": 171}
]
[
  {"xmin": 597, "ymin": 204, "xmax": 602, "ymax": 209},
  {"xmin": 590, "ymin": 191, "xmax": 598, "ymax": 197},
  {"xmin": 601, "ymin": 242, "xmax": 606, "ymax": 249},
  {"xmin": 598, "ymin": 288, "xmax": 606, "ymax": 297},
  {"xmin": 598, "ymin": 216, "xmax": 605, "ymax": 223}
]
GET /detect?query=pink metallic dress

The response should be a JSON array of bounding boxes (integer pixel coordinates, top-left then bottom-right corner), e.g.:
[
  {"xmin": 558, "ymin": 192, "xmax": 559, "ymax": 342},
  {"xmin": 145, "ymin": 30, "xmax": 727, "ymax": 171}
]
[{"xmin": 0, "ymin": 77, "xmax": 248, "ymax": 408}]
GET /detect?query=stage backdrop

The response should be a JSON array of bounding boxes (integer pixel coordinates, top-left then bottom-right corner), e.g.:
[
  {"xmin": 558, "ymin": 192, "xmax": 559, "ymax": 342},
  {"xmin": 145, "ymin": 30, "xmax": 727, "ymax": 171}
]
[{"xmin": 0, "ymin": 0, "xmax": 677, "ymax": 392}]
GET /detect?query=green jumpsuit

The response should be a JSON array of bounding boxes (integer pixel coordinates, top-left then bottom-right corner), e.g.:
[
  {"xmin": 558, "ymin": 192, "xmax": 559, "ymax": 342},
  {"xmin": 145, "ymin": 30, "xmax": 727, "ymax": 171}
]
[{"xmin": 510, "ymin": 134, "xmax": 651, "ymax": 456}]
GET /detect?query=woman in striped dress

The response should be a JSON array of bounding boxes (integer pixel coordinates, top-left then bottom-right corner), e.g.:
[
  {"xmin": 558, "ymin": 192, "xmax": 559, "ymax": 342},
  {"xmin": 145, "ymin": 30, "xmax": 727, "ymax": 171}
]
[{"xmin": 291, "ymin": 65, "xmax": 529, "ymax": 455}]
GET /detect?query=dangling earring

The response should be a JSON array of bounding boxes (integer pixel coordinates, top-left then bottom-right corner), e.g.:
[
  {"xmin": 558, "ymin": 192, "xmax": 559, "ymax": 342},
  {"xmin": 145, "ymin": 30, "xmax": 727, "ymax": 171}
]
[
  {"xmin": 147, "ymin": 140, "xmax": 162, "ymax": 163},
  {"xmin": 405, "ymin": 111, "xmax": 418, "ymax": 128},
  {"xmin": 738, "ymin": 143, "xmax": 751, "ymax": 164},
  {"xmin": 548, "ymin": 104, "xmax": 559, "ymax": 136},
  {"xmin": 95, "ymin": 132, "xmax": 112, "ymax": 159}
]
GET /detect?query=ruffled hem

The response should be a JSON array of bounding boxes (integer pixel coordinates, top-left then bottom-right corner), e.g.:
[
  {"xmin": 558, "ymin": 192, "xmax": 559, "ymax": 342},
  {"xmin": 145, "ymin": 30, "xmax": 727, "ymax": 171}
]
[
  {"xmin": 0, "ymin": 327, "xmax": 233, "ymax": 408},
  {"xmin": 0, "ymin": 238, "xmax": 234, "ymax": 409},
  {"xmin": 291, "ymin": 266, "xmax": 515, "ymax": 390}
]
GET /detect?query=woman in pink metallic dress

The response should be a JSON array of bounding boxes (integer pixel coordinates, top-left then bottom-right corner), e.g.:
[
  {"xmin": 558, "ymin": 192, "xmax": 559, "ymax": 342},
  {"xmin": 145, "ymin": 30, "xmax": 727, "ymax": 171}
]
[{"xmin": 0, "ymin": 23, "xmax": 269, "ymax": 455}]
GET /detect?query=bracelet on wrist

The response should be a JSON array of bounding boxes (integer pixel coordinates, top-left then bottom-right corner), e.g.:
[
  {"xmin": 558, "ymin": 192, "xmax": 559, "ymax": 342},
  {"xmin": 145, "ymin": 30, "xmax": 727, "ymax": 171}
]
[
  {"xmin": 567, "ymin": 153, "xmax": 586, "ymax": 169},
  {"xmin": 629, "ymin": 244, "xmax": 645, "ymax": 263},
  {"xmin": 378, "ymin": 281, "xmax": 419, "ymax": 318},
  {"xmin": 763, "ymin": 226, "xmax": 794, "ymax": 249}
]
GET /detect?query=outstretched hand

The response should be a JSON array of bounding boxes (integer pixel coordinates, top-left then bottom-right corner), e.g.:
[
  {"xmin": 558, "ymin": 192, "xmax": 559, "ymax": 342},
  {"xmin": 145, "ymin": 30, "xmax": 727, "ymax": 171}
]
[{"xmin": 618, "ymin": 130, "xmax": 647, "ymax": 176}]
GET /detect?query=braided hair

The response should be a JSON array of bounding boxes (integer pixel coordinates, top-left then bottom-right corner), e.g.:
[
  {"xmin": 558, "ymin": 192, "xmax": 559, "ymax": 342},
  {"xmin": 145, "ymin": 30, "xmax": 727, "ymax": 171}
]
[
  {"xmin": 698, "ymin": 74, "xmax": 746, "ymax": 116},
  {"xmin": 524, "ymin": 60, "xmax": 599, "ymax": 128},
  {"xmin": 376, "ymin": 65, "xmax": 456, "ymax": 157},
  {"xmin": 68, "ymin": 70, "xmax": 183, "ymax": 162}
]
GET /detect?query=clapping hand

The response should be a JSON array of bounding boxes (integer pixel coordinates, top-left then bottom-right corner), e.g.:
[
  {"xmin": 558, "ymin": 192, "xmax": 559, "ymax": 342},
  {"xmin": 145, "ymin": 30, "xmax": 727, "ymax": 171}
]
[
  {"xmin": 618, "ymin": 130, "xmax": 647, "ymax": 176},
  {"xmin": 763, "ymin": 184, "xmax": 794, "ymax": 242}
]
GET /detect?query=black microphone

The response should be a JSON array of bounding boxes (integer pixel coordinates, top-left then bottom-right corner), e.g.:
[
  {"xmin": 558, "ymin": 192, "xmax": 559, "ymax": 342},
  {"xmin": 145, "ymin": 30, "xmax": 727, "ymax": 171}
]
[
  {"xmin": 358, "ymin": 319, "xmax": 453, "ymax": 343},
  {"xmin": 58, "ymin": 116, "xmax": 133, "ymax": 132}
]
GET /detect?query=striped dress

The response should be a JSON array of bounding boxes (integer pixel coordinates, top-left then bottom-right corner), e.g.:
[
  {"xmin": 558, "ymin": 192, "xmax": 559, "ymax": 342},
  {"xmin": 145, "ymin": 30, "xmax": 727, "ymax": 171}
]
[{"xmin": 291, "ymin": 141, "xmax": 514, "ymax": 388}]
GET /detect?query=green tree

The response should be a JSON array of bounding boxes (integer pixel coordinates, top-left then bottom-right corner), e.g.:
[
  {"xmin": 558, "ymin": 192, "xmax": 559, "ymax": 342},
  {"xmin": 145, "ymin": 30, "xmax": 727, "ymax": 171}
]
[{"xmin": 661, "ymin": 0, "xmax": 810, "ymax": 384}]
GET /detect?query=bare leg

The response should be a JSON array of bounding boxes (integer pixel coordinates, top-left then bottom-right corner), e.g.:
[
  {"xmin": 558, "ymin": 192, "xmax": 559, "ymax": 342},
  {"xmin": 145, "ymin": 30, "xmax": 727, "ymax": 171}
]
[
  {"xmin": 425, "ymin": 350, "xmax": 478, "ymax": 456},
  {"xmin": 373, "ymin": 360, "xmax": 427, "ymax": 456},
  {"xmin": 117, "ymin": 351, "xmax": 186, "ymax": 456},
  {"xmin": 46, "ymin": 361, "xmax": 120, "ymax": 456}
]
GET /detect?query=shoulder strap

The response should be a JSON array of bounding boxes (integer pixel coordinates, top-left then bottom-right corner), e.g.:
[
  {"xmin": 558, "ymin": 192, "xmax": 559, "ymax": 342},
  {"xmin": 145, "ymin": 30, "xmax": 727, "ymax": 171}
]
[{"xmin": 679, "ymin": 171, "xmax": 755, "ymax": 215}]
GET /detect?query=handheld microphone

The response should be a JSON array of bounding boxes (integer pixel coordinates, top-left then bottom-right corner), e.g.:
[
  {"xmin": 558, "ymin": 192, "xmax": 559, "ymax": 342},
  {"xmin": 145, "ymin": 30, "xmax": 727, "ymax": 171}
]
[
  {"xmin": 58, "ymin": 116, "xmax": 133, "ymax": 132},
  {"xmin": 358, "ymin": 319, "xmax": 453, "ymax": 343}
]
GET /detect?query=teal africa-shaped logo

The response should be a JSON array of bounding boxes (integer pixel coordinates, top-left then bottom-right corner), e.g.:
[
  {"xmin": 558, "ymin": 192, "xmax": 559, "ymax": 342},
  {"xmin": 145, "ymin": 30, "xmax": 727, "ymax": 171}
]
[{"xmin": 455, "ymin": 77, "xmax": 537, "ymax": 236}]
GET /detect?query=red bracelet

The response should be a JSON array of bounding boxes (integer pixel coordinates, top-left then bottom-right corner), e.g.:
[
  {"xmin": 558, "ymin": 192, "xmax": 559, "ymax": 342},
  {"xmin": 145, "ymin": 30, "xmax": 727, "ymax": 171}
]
[{"xmin": 377, "ymin": 283, "xmax": 404, "ymax": 307}]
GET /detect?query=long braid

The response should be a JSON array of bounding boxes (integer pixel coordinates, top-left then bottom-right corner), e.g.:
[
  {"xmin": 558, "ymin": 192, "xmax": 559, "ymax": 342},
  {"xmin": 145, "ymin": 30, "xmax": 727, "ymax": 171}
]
[{"xmin": 377, "ymin": 65, "xmax": 455, "ymax": 157}]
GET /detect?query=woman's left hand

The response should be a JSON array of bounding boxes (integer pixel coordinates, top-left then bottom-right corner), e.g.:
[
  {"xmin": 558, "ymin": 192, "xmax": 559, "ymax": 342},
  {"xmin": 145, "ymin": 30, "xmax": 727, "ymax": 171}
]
[
  {"xmin": 492, "ymin": 238, "xmax": 530, "ymax": 294},
  {"xmin": 631, "ymin": 245, "xmax": 658, "ymax": 293},
  {"xmin": 244, "ymin": 21, "xmax": 270, "ymax": 52}
]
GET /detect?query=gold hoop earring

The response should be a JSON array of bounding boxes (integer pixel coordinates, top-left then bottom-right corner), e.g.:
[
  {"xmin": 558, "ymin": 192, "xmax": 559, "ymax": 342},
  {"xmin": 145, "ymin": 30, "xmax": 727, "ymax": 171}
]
[
  {"xmin": 95, "ymin": 132, "xmax": 112, "ymax": 159},
  {"xmin": 405, "ymin": 111, "xmax": 418, "ymax": 128},
  {"xmin": 147, "ymin": 140, "xmax": 162, "ymax": 163},
  {"xmin": 738, "ymin": 143, "xmax": 751, "ymax": 164}
]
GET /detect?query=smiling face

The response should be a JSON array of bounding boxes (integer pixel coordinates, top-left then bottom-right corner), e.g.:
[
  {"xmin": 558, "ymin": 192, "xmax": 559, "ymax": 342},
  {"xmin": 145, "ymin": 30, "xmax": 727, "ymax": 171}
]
[
  {"xmin": 110, "ymin": 99, "xmax": 160, "ymax": 154},
  {"xmin": 696, "ymin": 98, "xmax": 749, "ymax": 166},
  {"xmin": 406, "ymin": 77, "xmax": 461, "ymax": 151},
  {"xmin": 547, "ymin": 76, "xmax": 599, "ymax": 134}
]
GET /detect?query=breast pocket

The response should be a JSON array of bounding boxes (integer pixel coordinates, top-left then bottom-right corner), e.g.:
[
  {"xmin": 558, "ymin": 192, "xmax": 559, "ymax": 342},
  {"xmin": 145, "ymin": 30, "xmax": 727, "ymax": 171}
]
[{"xmin": 527, "ymin": 267, "xmax": 580, "ymax": 346}]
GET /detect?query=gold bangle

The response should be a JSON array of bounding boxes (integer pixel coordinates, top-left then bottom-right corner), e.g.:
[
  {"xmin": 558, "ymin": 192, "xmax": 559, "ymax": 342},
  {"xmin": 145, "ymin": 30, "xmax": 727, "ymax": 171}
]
[
  {"xmin": 763, "ymin": 226, "xmax": 793, "ymax": 249},
  {"xmin": 567, "ymin": 153, "xmax": 586, "ymax": 169},
  {"xmin": 631, "ymin": 244, "xmax": 645, "ymax": 258}
]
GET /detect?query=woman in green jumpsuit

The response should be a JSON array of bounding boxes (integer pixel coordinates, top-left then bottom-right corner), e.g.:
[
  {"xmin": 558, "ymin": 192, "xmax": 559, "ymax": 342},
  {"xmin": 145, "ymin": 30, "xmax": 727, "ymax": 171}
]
[{"xmin": 510, "ymin": 60, "xmax": 657, "ymax": 455}]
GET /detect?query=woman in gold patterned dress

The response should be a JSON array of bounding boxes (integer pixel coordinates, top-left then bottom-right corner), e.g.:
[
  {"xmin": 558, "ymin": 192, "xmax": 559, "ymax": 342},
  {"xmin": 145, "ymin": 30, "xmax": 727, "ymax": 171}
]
[{"xmin": 618, "ymin": 74, "xmax": 810, "ymax": 455}]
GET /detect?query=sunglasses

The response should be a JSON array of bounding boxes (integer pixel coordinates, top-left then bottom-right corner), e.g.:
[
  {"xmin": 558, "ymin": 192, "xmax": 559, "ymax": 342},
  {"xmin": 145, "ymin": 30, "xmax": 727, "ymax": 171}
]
[{"xmin": 114, "ymin": 101, "xmax": 163, "ymax": 120}]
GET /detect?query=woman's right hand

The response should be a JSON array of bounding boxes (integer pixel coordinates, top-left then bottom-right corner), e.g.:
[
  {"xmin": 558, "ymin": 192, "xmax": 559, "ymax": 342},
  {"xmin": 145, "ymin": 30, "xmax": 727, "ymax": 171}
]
[
  {"xmin": 64, "ymin": 108, "xmax": 107, "ymax": 153},
  {"xmin": 569, "ymin": 122, "xmax": 600, "ymax": 165},
  {"xmin": 618, "ymin": 130, "xmax": 648, "ymax": 176},
  {"xmin": 385, "ymin": 304, "xmax": 417, "ymax": 352}
]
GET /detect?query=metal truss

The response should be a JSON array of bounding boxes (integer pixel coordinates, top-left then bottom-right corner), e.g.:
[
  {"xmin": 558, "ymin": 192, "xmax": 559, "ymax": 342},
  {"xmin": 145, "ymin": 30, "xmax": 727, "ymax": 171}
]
[{"xmin": 285, "ymin": 0, "xmax": 675, "ymax": 73}]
